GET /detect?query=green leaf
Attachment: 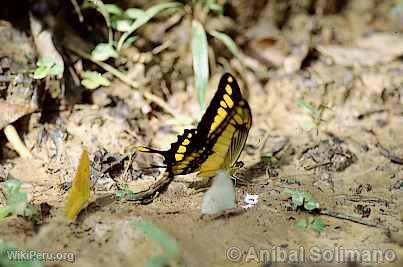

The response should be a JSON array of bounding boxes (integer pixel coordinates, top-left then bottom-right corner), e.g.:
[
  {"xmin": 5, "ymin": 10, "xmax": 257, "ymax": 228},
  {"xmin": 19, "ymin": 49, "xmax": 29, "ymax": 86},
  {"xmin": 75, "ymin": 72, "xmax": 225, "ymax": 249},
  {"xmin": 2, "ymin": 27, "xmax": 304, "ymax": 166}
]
[
  {"xmin": 192, "ymin": 20, "xmax": 209, "ymax": 111},
  {"xmin": 0, "ymin": 179, "xmax": 29, "ymax": 219},
  {"xmin": 139, "ymin": 2, "xmax": 181, "ymax": 24},
  {"xmin": 81, "ymin": 80, "xmax": 99, "ymax": 90},
  {"xmin": 116, "ymin": 2, "xmax": 182, "ymax": 51},
  {"xmin": 81, "ymin": 71, "xmax": 110, "ymax": 90},
  {"xmin": 125, "ymin": 8, "xmax": 146, "ymax": 19},
  {"xmin": 0, "ymin": 206, "xmax": 14, "ymax": 219},
  {"xmin": 33, "ymin": 58, "xmax": 63, "ymax": 79},
  {"xmin": 122, "ymin": 36, "xmax": 138, "ymax": 48},
  {"xmin": 295, "ymin": 218, "xmax": 308, "ymax": 229},
  {"xmin": 91, "ymin": 43, "xmax": 118, "ymax": 61},
  {"xmin": 297, "ymin": 99, "xmax": 319, "ymax": 115},
  {"xmin": 104, "ymin": 4, "xmax": 123, "ymax": 15},
  {"xmin": 300, "ymin": 115, "xmax": 317, "ymax": 131},
  {"xmin": 21, "ymin": 203, "xmax": 40, "ymax": 221},
  {"xmin": 115, "ymin": 20, "xmax": 133, "ymax": 32},
  {"xmin": 281, "ymin": 188, "xmax": 320, "ymax": 211},
  {"xmin": 209, "ymin": 30, "xmax": 239, "ymax": 57},
  {"xmin": 208, "ymin": 3, "xmax": 223, "ymax": 14},
  {"xmin": 3, "ymin": 179, "xmax": 27, "ymax": 207},
  {"xmin": 205, "ymin": 0, "xmax": 223, "ymax": 15},
  {"xmin": 295, "ymin": 217, "xmax": 325, "ymax": 233},
  {"xmin": 304, "ymin": 198, "xmax": 320, "ymax": 211},
  {"xmin": 131, "ymin": 220, "xmax": 179, "ymax": 267},
  {"xmin": 291, "ymin": 191, "xmax": 305, "ymax": 207},
  {"xmin": 33, "ymin": 66, "xmax": 50, "ymax": 80},
  {"xmin": 308, "ymin": 217, "xmax": 326, "ymax": 233},
  {"xmin": 48, "ymin": 63, "xmax": 63, "ymax": 76}
]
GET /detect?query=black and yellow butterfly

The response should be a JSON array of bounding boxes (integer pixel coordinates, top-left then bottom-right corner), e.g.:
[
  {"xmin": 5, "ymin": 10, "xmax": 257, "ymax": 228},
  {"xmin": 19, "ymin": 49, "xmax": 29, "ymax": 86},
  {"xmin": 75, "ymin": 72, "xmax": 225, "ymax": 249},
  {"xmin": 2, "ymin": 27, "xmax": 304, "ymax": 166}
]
[{"xmin": 137, "ymin": 73, "xmax": 252, "ymax": 178}]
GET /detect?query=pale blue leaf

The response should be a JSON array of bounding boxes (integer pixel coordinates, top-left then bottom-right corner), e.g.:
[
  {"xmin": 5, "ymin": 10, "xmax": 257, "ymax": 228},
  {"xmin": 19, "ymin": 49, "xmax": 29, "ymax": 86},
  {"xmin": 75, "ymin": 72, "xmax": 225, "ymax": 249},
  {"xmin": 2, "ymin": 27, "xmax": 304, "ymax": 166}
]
[
  {"xmin": 209, "ymin": 30, "xmax": 239, "ymax": 57},
  {"xmin": 116, "ymin": 2, "xmax": 181, "ymax": 50},
  {"xmin": 125, "ymin": 8, "xmax": 146, "ymax": 19},
  {"xmin": 104, "ymin": 4, "xmax": 123, "ymax": 15},
  {"xmin": 91, "ymin": 43, "xmax": 118, "ymax": 61},
  {"xmin": 192, "ymin": 20, "xmax": 209, "ymax": 110}
]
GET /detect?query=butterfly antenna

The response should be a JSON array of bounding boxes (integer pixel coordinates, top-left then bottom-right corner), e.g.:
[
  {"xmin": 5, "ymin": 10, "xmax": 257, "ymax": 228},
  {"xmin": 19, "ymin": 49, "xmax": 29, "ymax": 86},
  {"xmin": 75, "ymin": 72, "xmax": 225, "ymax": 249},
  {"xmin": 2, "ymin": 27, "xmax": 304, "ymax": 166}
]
[
  {"xmin": 142, "ymin": 164, "xmax": 167, "ymax": 170},
  {"xmin": 136, "ymin": 146, "xmax": 166, "ymax": 156}
]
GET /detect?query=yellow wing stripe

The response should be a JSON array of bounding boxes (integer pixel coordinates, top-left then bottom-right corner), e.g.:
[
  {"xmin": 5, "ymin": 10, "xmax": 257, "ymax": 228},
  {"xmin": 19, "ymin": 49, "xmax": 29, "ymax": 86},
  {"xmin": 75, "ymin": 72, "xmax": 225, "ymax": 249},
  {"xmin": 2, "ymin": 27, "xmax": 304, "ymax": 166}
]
[
  {"xmin": 177, "ymin": 145, "xmax": 186, "ymax": 153},
  {"xmin": 175, "ymin": 154, "xmax": 184, "ymax": 161},
  {"xmin": 225, "ymin": 85, "xmax": 233, "ymax": 95},
  {"xmin": 223, "ymin": 94, "xmax": 234, "ymax": 108},
  {"xmin": 217, "ymin": 107, "xmax": 227, "ymax": 117},
  {"xmin": 182, "ymin": 139, "xmax": 190, "ymax": 145},
  {"xmin": 210, "ymin": 115, "xmax": 225, "ymax": 134}
]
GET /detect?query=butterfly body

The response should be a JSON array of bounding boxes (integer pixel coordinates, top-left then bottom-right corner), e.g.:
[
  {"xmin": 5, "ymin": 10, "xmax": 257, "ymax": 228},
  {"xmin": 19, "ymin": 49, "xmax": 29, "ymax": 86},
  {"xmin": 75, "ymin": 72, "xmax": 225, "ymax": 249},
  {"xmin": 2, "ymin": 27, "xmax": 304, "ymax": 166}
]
[{"xmin": 138, "ymin": 73, "xmax": 252, "ymax": 178}]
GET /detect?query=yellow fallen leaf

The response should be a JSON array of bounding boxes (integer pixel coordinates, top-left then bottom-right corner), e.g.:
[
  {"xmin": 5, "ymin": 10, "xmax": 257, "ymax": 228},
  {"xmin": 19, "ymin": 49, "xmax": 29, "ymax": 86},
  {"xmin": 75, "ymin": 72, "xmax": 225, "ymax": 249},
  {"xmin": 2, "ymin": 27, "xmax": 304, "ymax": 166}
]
[{"xmin": 65, "ymin": 149, "xmax": 91, "ymax": 220}]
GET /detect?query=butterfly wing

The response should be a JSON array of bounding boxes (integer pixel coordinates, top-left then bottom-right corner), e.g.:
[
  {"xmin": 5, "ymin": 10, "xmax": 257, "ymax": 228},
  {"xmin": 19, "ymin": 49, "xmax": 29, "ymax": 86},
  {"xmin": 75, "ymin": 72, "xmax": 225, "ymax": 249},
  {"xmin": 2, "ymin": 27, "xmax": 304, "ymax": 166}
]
[
  {"xmin": 198, "ymin": 97, "xmax": 252, "ymax": 177},
  {"xmin": 137, "ymin": 128, "xmax": 201, "ymax": 177},
  {"xmin": 66, "ymin": 149, "xmax": 91, "ymax": 220},
  {"xmin": 137, "ymin": 73, "xmax": 252, "ymax": 179},
  {"xmin": 183, "ymin": 73, "xmax": 252, "ymax": 177}
]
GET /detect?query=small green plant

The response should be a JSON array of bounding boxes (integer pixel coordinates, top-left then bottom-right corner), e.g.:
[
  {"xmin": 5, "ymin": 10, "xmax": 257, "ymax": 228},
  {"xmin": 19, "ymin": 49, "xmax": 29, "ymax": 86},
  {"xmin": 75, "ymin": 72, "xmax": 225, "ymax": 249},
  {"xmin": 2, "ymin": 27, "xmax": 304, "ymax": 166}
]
[
  {"xmin": 0, "ymin": 179, "xmax": 39, "ymax": 221},
  {"xmin": 281, "ymin": 188, "xmax": 320, "ymax": 211},
  {"xmin": 82, "ymin": 0, "xmax": 181, "ymax": 60},
  {"xmin": 297, "ymin": 98, "xmax": 328, "ymax": 132},
  {"xmin": 81, "ymin": 71, "xmax": 110, "ymax": 89},
  {"xmin": 131, "ymin": 220, "xmax": 180, "ymax": 267},
  {"xmin": 295, "ymin": 217, "xmax": 325, "ymax": 233},
  {"xmin": 1, "ymin": 179, "xmax": 28, "ymax": 218},
  {"xmin": 33, "ymin": 58, "xmax": 63, "ymax": 79},
  {"xmin": 82, "ymin": 0, "xmax": 240, "ymax": 109}
]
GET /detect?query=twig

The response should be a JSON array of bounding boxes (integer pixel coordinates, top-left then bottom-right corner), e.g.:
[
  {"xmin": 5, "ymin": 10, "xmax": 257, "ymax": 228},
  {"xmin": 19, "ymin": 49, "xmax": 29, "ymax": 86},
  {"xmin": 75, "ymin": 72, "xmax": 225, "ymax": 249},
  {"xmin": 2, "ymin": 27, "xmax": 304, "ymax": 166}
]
[
  {"xmin": 122, "ymin": 152, "xmax": 135, "ymax": 182},
  {"xmin": 378, "ymin": 146, "xmax": 403, "ymax": 165},
  {"xmin": 304, "ymin": 161, "xmax": 332, "ymax": 171},
  {"xmin": 366, "ymin": 129, "xmax": 403, "ymax": 165},
  {"xmin": 3, "ymin": 125, "xmax": 33, "ymax": 158},
  {"xmin": 320, "ymin": 209, "xmax": 392, "ymax": 230},
  {"xmin": 335, "ymin": 194, "xmax": 389, "ymax": 205},
  {"xmin": 65, "ymin": 45, "xmax": 180, "ymax": 119}
]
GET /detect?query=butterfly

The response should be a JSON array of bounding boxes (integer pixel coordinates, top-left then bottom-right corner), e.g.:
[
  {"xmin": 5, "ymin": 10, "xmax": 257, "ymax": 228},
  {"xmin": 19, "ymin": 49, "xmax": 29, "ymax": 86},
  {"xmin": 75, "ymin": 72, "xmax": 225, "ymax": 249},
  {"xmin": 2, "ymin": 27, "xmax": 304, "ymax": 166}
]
[
  {"xmin": 137, "ymin": 73, "xmax": 252, "ymax": 178},
  {"xmin": 65, "ymin": 149, "xmax": 91, "ymax": 220}
]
